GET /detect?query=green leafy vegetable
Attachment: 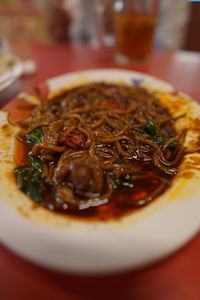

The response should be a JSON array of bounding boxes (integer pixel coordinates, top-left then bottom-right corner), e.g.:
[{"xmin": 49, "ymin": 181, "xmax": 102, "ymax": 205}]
[
  {"xmin": 141, "ymin": 121, "xmax": 173, "ymax": 147},
  {"xmin": 108, "ymin": 174, "xmax": 121, "ymax": 189},
  {"xmin": 15, "ymin": 155, "xmax": 45, "ymax": 203},
  {"xmin": 149, "ymin": 135, "xmax": 164, "ymax": 146},
  {"xmin": 26, "ymin": 127, "xmax": 43, "ymax": 145},
  {"xmin": 108, "ymin": 173, "xmax": 133, "ymax": 189},
  {"xmin": 167, "ymin": 140, "xmax": 179, "ymax": 151},
  {"xmin": 114, "ymin": 158, "xmax": 125, "ymax": 164},
  {"xmin": 27, "ymin": 154, "xmax": 43, "ymax": 171},
  {"xmin": 141, "ymin": 120, "xmax": 158, "ymax": 136},
  {"xmin": 123, "ymin": 174, "xmax": 134, "ymax": 187},
  {"xmin": 15, "ymin": 167, "xmax": 29, "ymax": 189}
]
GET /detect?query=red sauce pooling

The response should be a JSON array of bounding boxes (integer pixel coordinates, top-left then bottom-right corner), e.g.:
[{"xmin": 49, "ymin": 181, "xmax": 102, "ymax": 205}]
[{"xmin": 14, "ymin": 140, "xmax": 172, "ymax": 221}]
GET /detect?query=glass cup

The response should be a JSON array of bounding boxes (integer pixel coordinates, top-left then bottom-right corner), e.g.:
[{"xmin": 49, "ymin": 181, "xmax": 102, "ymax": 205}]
[{"xmin": 114, "ymin": 0, "xmax": 159, "ymax": 63}]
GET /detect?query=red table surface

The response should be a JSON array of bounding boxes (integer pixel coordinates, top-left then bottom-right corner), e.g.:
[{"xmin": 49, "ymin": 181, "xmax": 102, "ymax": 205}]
[{"xmin": 0, "ymin": 43, "xmax": 200, "ymax": 300}]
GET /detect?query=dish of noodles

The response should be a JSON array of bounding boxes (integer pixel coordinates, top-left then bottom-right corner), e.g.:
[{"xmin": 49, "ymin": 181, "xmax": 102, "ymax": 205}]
[
  {"xmin": 0, "ymin": 69, "xmax": 200, "ymax": 273},
  {"xmin": 14, "ymin": 82, "xmax": 194, "ymax": 220}
]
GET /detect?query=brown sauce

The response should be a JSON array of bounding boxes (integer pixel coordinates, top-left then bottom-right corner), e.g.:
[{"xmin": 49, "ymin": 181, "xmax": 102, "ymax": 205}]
[
  {"xmin": 14, "ymin": 139, "xmax": 173, "ymax": 221},
  {"xmin": 54, "ymin": 178, "xmax": 167, "ymax": 221}
]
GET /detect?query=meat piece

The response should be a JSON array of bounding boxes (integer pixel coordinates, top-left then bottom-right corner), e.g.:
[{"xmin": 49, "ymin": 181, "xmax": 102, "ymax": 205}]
[
  {"xmin": 68, "ymin": 160, "xmax": 94, "ymax": 190},
  {"xmin": 43, "ymin": 120, "xmax": 63, "ymax": 146},
  {"xmin": 40, "ymin": 120, "xmax": 63, "ymax": 160},
  {"xmin": 53, "ymin": 154, "xmax": 104, "ymax": 194}
]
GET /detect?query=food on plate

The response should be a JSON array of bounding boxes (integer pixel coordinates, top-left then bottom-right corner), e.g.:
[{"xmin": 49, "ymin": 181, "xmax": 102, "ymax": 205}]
[{"xmin": 11, "ymin": 82, "xmax": 200, "ymax": 220}]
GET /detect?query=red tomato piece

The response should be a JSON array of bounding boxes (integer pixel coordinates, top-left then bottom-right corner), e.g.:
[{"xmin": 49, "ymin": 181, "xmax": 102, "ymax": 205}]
[
  {"xmin": 65, "ymin": 134, "xmax": 86, "ymax": 149},
  {"xmin": 104, "ymin": 99, "xmax": 125, "ymax": 110},
  {"xmin": 33, "ymin": 82, "xmax": 49, "ymax": 101}
]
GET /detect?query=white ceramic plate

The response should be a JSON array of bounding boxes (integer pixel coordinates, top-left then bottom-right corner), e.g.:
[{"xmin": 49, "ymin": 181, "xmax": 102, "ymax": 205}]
[{"xmin": 0, "ymin": 69, "xmax": 199, "ymax": 274}]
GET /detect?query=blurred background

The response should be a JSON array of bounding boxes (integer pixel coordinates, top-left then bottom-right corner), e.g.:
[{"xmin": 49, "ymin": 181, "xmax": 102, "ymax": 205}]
[{"xmin": 0, "ymin": 0, "xmax": 199, "ymax": 52}]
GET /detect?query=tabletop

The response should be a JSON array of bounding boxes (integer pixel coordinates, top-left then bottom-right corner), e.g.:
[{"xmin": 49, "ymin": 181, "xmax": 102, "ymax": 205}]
[{"xmin": 0, "ymin": 42, "xmax": 200, "ymax": 300}]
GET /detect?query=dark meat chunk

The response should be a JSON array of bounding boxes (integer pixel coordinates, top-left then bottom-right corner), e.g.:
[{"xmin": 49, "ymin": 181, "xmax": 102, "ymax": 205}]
[
  {"xmin": 41, "ymin": 120, "xmax": 63, "ymax": 160},
  {"xmin": 69, "ymin": 162, "xmax": 92, "ymax": 190},
  {"xmin": 53, "ymin": 154, "xmax": 104, "ymax": 194},
  {"xmin": 43, "ymin": 120, "xmax": 63, "ymax": 146}
]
